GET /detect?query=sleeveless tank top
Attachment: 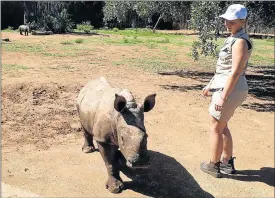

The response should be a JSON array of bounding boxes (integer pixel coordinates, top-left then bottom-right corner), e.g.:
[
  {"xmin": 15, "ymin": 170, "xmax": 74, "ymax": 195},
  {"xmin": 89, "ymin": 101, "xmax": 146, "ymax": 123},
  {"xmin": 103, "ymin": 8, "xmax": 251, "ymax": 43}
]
[{"xmin": 210, "ymin": 28, "xmax": 253, "ymax": 90}]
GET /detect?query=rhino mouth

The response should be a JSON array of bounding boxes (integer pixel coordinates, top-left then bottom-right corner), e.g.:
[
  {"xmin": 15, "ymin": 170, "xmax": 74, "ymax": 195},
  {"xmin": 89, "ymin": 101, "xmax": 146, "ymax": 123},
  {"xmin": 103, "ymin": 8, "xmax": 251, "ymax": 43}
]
[{"xmin": 126, "ymin": 157, "xmax": 150, "ymax": 169}]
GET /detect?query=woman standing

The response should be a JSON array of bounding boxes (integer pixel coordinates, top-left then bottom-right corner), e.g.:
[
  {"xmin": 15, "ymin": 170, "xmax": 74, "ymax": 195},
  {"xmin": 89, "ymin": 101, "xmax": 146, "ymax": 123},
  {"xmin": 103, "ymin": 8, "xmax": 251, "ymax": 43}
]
[{"xmin": 200, "ymin": 4, "xmax": 253, "ymax": 178}]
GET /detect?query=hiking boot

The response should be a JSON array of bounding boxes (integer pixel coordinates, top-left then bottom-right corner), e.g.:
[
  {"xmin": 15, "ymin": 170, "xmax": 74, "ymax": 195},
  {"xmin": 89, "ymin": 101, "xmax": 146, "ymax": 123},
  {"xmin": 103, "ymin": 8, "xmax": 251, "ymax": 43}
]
[
  {"xmin": 200, "ymin": 161, "xmax": 222, "ymax": 178},
  {"xmin": 220, "ymin": 157, "xmax": 236, "ymax": 174}
]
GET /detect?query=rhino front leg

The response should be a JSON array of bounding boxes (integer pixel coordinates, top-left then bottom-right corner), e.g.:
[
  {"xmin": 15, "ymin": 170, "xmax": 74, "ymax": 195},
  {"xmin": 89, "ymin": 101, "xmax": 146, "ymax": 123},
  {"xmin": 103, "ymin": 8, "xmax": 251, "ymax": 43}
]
[
  {"xmin": 97, "ymin": 142, "xmax": 124, "ymax": 193},
  {"xmin": 82, "ymin": 128, "xmax": 96, "ymax": 153}
]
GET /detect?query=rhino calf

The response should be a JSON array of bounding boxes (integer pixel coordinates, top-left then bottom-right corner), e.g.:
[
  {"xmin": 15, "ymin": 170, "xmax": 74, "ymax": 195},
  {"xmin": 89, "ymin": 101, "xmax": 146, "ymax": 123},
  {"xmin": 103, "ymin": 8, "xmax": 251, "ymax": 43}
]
[
  {"xmin": 19, "ymin": 25, "xmax": 29, "ymax": 36},
  {"xmin": 76, "ymin": 77, "xmax": 156, "ymax": 193}
]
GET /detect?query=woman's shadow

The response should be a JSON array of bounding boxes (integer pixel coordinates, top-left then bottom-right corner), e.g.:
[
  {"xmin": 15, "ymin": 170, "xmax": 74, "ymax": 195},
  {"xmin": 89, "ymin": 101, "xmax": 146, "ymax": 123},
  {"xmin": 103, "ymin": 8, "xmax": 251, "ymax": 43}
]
[
  {"xmin": 117, "ymin": 150, "xmax": 214, "ymax": 198},
  {"xmin": 223, "ymin": 167, "xmax": 275, "ymax": 187}
]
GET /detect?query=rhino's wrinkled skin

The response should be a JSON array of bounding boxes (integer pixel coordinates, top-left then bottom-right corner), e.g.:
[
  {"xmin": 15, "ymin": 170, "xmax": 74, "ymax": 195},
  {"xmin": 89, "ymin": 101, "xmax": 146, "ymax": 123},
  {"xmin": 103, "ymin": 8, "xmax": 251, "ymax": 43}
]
[
  {"xmin": 19, "ymin": 25, "xmax": 29, "ymax": 36},
  {"xmin": 76, "ymin": 77, "xmax": 156, "ymax": 193}
]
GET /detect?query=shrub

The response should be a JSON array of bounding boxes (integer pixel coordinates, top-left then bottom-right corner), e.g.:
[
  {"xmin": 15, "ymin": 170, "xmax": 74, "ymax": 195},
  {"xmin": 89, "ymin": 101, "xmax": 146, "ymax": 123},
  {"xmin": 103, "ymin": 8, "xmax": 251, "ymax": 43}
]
[
  {"xmin": 123, "ymin": 37, "xmax": 129, "ymax": 43},
  {"xmin": 77, "ymin": 21, "xmax": 94, "ymax": 33},
  {"xmin": 113, "ymin": 27, "xmax": 119, "ymax": 32},
  {"xmin": 75, "ymin": 38, "xmax": 84, "ymax": 43},
  {"xmin": 158, "ymin": 37, "xmax": 170, "ymax": 43}
]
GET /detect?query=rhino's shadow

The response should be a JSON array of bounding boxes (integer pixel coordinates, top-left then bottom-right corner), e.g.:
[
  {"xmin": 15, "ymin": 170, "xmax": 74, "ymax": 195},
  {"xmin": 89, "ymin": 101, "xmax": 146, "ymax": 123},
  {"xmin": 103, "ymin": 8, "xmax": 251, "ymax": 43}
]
[{"xmin": 119, "ymin": 150, "xmax": 213, "ymax": 198}]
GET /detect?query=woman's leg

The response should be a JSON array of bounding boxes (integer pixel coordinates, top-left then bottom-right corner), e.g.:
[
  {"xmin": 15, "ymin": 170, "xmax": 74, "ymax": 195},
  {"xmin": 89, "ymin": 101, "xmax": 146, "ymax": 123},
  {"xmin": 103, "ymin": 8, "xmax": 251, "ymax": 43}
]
[
  {"xmin": 200, "ymin": 116, "xmax": 228, "ymax": 178},
  {"xmin": 221, "ymin": 125, "xmax": 233, "ymax": 163},
  {"xmin": 209, "ymin": 116, "xmax": 228, "ymax": 163},
  {"xmin": 220, "ymin": 125, "xmax": 236, "ymax": 174}
]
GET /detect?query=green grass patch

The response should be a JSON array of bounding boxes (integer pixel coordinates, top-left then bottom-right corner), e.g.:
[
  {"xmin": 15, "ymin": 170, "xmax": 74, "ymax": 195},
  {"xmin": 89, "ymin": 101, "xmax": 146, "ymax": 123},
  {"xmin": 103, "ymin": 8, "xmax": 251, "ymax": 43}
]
[
  {"xmin": 266, "ymin": 38, "xmax": 274, "ymax": 42},
  {"xmin": 250, "ymin": 54, "xmax": 274, "ymax": 66},
  {"xmin": 145, "ymin": 38, "xmax": 169, "ymax": 44},
  {"xmin": 42, "ymin": 52, "xmax": 76, "ymax": 57},
  {"xmin": 98, "ymin": 28, "xmax": 178, "ymax": 38},
  {"xmin": 251, "ymin": 38, "xmax": 274, "ymax": 46},
  {"xmin": 75, "ymin": 38, "xmax": 84, "ymax": 44},
  {"xmin": 2, "ymin": 41, "xmax": 93, "ymax": 57},
  {"xmin": 103, "ymin": 36, "xmax": 173, "ymax": 47},
  {"xmin": 42, "ymin": 50, "xmax": 91, "ymax": 57},
  {"xmin": 1, "ymin": 26, "xmax": 15, "ymax": 32},
  {"xmin": 95, "ymin": 29, "xmax": 274, "ymax": 71},
  {"xmin": 161, "ymin": 47, "xmax": 178, "ymax": 57},
  {"xmin": 122, "ymin": 36, "xmax": 143, "ymax": 45},
  {"xmin": 2, "ymin": 64, "xmax": 28, "ymax": 70},
  {"xmin": 118, "ymin": 56, "xmax": 188, "ymax": 73},
  {"xmin": 2, "ymin": 43, "xmax": 44, "ymax": 53},
  {"xmin": 60, "ymin": 43, "xmax": 94, "ymax": 51},
  {"xmin": 97, "ymin": 30, "xmax": 193, "ymax": 48},
  {"xmin": 112, "ymin": 61, "xmax": 124, "ymax": 66},
  {"xmin": 2, "ymin": 28, "xmax": 274, "ymax": 74},
  {"xmin": 128, "ymin": 57, "xmax": 172, "ymax": 72},
  {"xmin": 145, "ymin": 43, "xmax": 158, "ymax": 49},
  {"xmin": 60, "ymin": 40, "xmax": 73, "ymax": 45},
  {"xmin": 103, "ymin": 36, "xmax": 142, "ymax": 46},
  {"xmin": 158, "ymin": 37, "xmax": 170, "ymax": 43}
]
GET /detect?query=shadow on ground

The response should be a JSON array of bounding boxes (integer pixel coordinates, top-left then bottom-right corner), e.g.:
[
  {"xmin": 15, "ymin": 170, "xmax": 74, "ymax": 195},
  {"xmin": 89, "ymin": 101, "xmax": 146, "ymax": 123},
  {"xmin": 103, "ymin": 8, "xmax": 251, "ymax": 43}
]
[
  {"xmin": 119, "ymin": 150, "xmax": 214, "ymax": 198},
  {"xmin": 223, "ymin": 167, "xmax": 275, "ymax": 187},
  {"xmin": 67, "ymin": 31, "xmax": 110, "ymax": 37},
  {"xmin": 158, "ymin": 66, "xmax": 274, "ymax": 112}
]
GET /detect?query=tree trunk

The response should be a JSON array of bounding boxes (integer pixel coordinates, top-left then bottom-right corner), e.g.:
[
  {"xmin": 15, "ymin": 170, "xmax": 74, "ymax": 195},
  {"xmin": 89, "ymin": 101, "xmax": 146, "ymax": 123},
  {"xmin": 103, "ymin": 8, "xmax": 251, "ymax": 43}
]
[
  {"xmin": 153, "ymin": 14, "xmax": 163, "ymax": 33},
  {"xmin": 24, "ymin": 13, "xmax": 27, "ymax": 24},
  {"xmin": 23, "ymin": 2, "xmax": 27, "ymax": 24}
]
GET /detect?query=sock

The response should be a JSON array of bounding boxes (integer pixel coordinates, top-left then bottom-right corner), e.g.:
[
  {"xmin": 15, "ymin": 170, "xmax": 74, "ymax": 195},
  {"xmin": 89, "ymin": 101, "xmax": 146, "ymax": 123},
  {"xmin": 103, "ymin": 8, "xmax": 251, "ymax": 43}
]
[{"xmin": 221, "ymin": 157, "xmax": 229, "ymax": 164}]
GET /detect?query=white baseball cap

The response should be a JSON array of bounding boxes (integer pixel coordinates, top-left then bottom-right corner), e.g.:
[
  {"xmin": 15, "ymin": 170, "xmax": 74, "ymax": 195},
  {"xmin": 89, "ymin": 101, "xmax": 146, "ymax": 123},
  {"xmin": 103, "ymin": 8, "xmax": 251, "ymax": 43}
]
[{"xmin": 219, "ymin": 4, "xmax": 247, "ymax": 20}]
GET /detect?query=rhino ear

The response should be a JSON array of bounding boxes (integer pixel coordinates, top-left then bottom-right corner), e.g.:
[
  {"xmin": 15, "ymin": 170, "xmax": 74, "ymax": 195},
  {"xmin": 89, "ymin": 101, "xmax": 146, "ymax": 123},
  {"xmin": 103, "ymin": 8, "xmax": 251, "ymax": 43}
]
[
  {"xmin": 143, "ymin": 93, "xmax": 156, "ymax": 112},
  {"xmin": 114, "ymin": 94, "xmax": 126, "ymax": 112}
]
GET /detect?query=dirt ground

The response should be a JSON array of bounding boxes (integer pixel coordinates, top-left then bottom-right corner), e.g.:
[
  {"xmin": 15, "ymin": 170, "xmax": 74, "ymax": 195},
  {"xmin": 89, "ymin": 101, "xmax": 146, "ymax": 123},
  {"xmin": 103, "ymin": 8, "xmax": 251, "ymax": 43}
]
[{"xmin": 1, "ymin": 32, "xmax": 274, "ymax": 197}]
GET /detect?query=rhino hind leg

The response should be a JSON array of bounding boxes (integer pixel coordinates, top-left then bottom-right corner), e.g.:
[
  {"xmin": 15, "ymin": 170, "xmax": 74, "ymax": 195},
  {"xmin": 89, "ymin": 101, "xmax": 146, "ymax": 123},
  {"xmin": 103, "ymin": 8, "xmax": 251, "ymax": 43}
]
[
  {"xmin": 97, "ymin": 142, "xmax": 124, "ymax": 193},
  {"xmin": 82, "ymin": 128, "xmax": 96, "ymax": 153}
]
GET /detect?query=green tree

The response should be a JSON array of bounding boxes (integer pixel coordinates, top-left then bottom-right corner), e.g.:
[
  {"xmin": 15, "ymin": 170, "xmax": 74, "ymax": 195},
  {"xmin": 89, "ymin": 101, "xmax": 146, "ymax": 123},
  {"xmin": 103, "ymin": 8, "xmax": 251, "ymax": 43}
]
[
  {"xmin": 244, "ymin": 1, "xmax": 275, "ymax": 34},
  {"xmin": 132, "ymin": 1, "xmax": 191, "ymax": 32},
  {"xmin": 103, "ymin": 1, "xmax": 191, "ymax": 31},
  {"xmin": 23, "ymin": 1, "xmax": 74, "ymax": 33},
  {"xmin": 190, "ymin": 1, "xmax": 223, "ymax": 60},
  {"xmin": 103, "ymin": 1, "xmax": 135, "ymax": 26},
  {"xmin": 190, "ymin": 1, "xmax": 275, "ymax": 60}
]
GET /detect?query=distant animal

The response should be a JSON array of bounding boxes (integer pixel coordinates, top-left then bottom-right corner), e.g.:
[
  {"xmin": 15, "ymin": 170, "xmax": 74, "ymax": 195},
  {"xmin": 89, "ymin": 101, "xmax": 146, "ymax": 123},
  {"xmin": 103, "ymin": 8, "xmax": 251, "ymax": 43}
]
[
  {"xmin": 76, "ymin": 77, "xmax": 156, "ymax": 193},
  {"xmin": 19, "ymin": 25, "xmax": 30, "ymax": 36}
]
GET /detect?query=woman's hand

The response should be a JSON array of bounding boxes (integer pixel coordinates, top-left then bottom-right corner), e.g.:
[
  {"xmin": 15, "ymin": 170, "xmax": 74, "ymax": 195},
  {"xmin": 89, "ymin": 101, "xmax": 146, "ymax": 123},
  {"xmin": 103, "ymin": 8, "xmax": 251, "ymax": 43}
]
[
  {"xmin": 202, "ymin": 85, "xmax": 210, "ymax": 97},
  {"xmin": 215, "ymin": 94, "xmax": 225, "ymax": 111}
]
